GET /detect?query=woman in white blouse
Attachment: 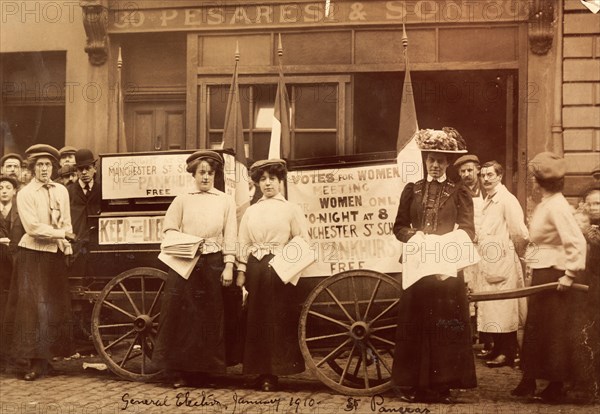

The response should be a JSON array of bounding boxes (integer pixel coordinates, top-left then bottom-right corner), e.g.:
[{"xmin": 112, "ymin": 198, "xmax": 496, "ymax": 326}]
[
  {"xmin": 237, "ymin": 159, "xmax": 309, "ymax": 391},
  {"xmin": 513, "ymin": 152, "xmax": 587, "ymax": 403},
  {"xmin": 153, "ymin": 150, "xmax": 237, "ymax": 388}
]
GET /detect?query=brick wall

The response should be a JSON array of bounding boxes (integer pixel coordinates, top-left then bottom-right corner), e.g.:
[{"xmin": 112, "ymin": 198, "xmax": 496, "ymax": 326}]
[{"xmin": 562, "ymin": 0, "xmax": 600, "ymax": 202}]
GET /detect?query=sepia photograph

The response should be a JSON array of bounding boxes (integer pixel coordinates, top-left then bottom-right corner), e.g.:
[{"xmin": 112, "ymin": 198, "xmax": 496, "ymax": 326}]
[{"xmin": 1, "ymin": 0, "xmax": 599, "ymax": 412}]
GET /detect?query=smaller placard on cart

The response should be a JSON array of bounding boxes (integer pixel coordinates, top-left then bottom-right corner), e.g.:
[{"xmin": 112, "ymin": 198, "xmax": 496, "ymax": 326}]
[{"xmin": 98, "ymin": 216, "xmax": 164, "ymax": 245}]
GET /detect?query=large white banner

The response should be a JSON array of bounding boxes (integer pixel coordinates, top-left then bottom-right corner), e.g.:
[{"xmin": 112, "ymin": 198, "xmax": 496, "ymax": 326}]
[
  {"xmin": 102, "ymin": 154, "xmax": 196, "ymax": 200},
  {"xmin": 287, "ymin": 163, "xmax": 415, "ymax": 277}
]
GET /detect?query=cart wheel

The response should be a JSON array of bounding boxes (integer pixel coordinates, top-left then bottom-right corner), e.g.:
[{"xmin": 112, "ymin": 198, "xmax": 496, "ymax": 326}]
[
  {"xmin": 91, "ymin": 267, "xmax": 167, "ymax": 381},
  {"xmin": 299, "ymin": 270, "xmax": 402, "ymax": 396}
]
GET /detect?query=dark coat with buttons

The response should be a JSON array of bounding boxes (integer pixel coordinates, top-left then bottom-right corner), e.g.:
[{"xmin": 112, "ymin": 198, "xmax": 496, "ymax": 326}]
[{"xmin": 391, "ymin": 178, "xmax": 477, "ymax": 391}]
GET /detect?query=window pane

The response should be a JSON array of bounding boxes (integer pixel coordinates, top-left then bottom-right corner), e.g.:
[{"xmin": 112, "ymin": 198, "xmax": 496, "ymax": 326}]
[
  {"xmin": 250, "ymin": 132, "xmax": 270, "ymax": 162},
  {"xmin": 354, "ymin": 73, "xmax": 400, "ymax": 154},
  {"xmin": 294, "ymin": 132, "xmax": 336, "ymax": 159},
  {"xmin": 294, "ymin": 84, "xmax": 337, "ymax": 129},
  {"xmin": 208, "ymin": 85, "xmax": 250, "ymax": 129}
]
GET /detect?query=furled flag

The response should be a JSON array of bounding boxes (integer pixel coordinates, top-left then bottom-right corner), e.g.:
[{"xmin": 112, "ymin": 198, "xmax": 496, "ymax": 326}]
[
  {"xmin": 396, "ymin": 24, "xmax": 423, "ymax": 185},
  {"xmin": 221, "ymin": 42, "xmax": 250, "ymax": 221},
  {"xmin": 268, "ymin": 34, "xmax": 292, "ymax": 159},
  {"xmin": 108, "ymin": 47, "xmax": 128, "ymax": 153}
]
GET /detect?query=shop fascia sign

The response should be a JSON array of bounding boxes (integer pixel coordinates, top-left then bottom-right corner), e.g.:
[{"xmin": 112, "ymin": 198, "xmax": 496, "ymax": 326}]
[{"xmin": 109, "ymin": 0, "xmax": 528, "ymax": 32}]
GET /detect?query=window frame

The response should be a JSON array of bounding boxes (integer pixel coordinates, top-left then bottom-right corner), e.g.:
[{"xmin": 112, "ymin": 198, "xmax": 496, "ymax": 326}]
[{"xmin": 200, "ymin": 75, "xmax": 350, "ymax": 160}]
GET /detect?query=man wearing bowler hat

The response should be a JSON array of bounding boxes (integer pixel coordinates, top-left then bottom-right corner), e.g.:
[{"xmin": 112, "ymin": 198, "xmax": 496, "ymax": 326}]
[{"xmin": 67, "ymin": 149, "xmax": 101, "ymax": 279}]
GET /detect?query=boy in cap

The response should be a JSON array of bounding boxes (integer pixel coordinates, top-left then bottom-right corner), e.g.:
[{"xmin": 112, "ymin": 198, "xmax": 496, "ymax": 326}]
[
  {"xmin": 58, "ymin": 146, "xmax": 77, "ymax": 167},
  {"xmin": 1, "ymin": 153, "xmax": 23, "ymax": 186},
  {"xmin": 3, "ymin": 144, "xmax": 76, "ymax": 380}
]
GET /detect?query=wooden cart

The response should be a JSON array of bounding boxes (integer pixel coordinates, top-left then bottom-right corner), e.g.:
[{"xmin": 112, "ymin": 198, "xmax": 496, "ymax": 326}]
[{"xmin": 83, "ymin": 150, "xmax": 587, "ymax": 396}]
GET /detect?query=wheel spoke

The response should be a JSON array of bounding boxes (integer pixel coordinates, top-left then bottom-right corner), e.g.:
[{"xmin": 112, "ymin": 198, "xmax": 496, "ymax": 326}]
[
  {"xmin": 363, "ymin": 279, "xmax": 382, "ymax": 321},
  {"xmin": 339, "ymin": 343, "xmax": 356, "ymax": 385},
  {"xmin": 316, "ymin": 338, "xmax": 352, "ymax": 368},
  {"xmin": 367, "ymin": 340, "xmax": 393, "ymax": 376},
  {"xmin": 119, "ymin": 333, "xmax": 140, "ymax": 368},
  {"xmin": 325, "ymin": 288, "xmax": 355, "ymax": 323},
  {"xmin": 148, "ymin": 280, "xmax": 165, "ymax": 317},
  {"xmin": 351, "ymin": 277, "xmax": 361, "ymax": 321},
  {"xmin": 361, "ymin": 346, "xmax": 370, "ymax": 389},
  {"xmin": 98, "ymin": 323, "xmax": 135, "ymax": 329},
  {"xmin": 140, "ymin": 276, "xmax": 146, "ymax": 314},
  {"xmin": 370, "ymin": 324, "xmax": 397, "ymax": 333},
  {"xmin": 306, "ymin": 332, "xmax": 350, "ymax": 342},
  {"xmin": 102, "ymin": 299, "xmax": 136, "ymax": 320},
  {"xmin": 141, "ymin": 336, "xmax": 146, "ymax": 374},
  {"xmin": 151, "ymin": 312, "xmax": 161, "ymax": 322},
  {"xmin": 308, "ymin": 310, "xmax": 351, "ymax": 329},
  {"xmin": 118, "ymin": 282, "xmax": 141, "ymax": 317},
  {"xmin": 105, "ymin": 328, "xmax": 136, "ymax": 351},
  {"xmin": 353, "ymin": 352, "xmax": 362, "ymax": 377},
  {"xmin": 368, "ymin": 298, "xmax": 400, "ymax": 325},
  {"xmin": 370, "ymin": 334, "xmax": 395, "ymax": 347}
]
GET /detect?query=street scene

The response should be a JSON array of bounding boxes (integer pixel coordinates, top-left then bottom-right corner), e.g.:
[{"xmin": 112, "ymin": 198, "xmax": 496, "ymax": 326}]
[{"xmin": 1, "ymin": 0, "xmax": 600, "ymax": 413}]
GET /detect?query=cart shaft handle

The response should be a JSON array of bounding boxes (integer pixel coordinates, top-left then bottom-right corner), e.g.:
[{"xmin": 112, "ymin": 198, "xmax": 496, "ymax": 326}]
[{"xmin": 469, "ymin": 282, "xmax": 588, "ymax": 302}]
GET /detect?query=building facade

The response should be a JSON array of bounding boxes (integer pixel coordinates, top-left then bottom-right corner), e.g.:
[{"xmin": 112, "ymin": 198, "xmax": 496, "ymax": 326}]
[{"xmin": 1, "ymin": 0, "xmax": 599, "ymax": 206}]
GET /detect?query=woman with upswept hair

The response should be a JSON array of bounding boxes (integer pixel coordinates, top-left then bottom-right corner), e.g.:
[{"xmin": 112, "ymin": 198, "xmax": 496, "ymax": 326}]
[{"xmin": 236, "ymin": 159, "xmax": 309, "ymax": 391}]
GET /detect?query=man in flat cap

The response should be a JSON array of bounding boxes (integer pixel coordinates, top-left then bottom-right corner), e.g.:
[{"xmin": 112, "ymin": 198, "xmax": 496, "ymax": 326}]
[
  {"xmin": 67, "ymin": 149, "xmax": 101, "ymax": 279},
  {"xmin": 1, "ymin": 153, "xmax": 23, "ymax": 187},
  {"xmin": 57, "ymin": 164, "xmax": 78, "ymax": 188},
  {"xmin": 58, "ymin": 146, "xmax": 77, "ymax": 167},
  {"xmin": 3, "ymin": 144, "xmax": 76, "ymax": 380},
  {"xmin": 453, "ymin": 153, "xmax": 492, "ymax": 356}
]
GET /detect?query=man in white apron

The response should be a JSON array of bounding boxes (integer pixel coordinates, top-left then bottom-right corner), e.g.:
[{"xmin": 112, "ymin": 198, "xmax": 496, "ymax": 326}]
[{"xmin": 477, "ymin": 160, "xmax": 529, "ymax": 368}]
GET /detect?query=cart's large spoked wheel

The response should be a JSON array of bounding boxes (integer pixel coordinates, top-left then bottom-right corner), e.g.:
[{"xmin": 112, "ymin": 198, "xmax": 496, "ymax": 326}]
[
  {"xmin": 299, "ymin": 270, "xmax": 402, "ymax": 396},
  {"xmin": 91, "ymin": 267, "xmax": 167, "ymax": 381}
]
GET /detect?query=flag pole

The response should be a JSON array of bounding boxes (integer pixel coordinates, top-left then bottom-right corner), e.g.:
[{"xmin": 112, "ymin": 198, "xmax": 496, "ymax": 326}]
[{"xmin": 116, "ymin": 47, "xmax": 127, "ymax": 153}]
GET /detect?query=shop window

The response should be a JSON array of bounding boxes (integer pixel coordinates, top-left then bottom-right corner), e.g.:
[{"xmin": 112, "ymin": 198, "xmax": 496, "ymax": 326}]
[
  {"xmin": 0, "ymin": 51, "xmax": 66, "ymax": 155},
  {"xmin": 207, "ymin": 81, "xmax": 339, "ymax": 161},
  {"xmin": 354, "ymin": 70, "xmax": 517, "ymax": 181}
]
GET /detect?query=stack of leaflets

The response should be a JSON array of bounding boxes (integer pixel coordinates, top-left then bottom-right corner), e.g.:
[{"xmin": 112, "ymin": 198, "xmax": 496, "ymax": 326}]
[
  {"xmin": 160, "ymin": 232, "xmax": 204, "ymax": 258},
  {"xmin": 269, "ymin": 236, "xmax": 316, "ymax": 286},
  {"xmin": 158, "ymin": 232, "xmax": 204, "ymax": 279}
]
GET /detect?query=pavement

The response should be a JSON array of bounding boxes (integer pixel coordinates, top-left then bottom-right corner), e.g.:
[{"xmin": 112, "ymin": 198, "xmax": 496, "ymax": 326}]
[{"xmin": 1, "ymin": 351, "xmax": 598, "ymax": 414}]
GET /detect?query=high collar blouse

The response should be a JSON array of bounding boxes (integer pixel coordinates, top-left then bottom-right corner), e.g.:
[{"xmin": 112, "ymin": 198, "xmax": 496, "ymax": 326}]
[
  {"xmin": 162, "ymin": 187, "xmax": 237, "ymax": 263},
  {"xmin": 237, "ymin": 193, "xmax": 309, "ymax": 272}
]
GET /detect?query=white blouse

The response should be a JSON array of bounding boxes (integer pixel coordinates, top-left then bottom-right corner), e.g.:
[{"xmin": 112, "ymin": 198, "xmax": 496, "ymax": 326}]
[
  {"xmin": 237, "ymin": 193, "xmax": 309, "ymax": 272},
  {"xmin": 162, "ymin": 187, "xmax": 237, "ymax": 263}
]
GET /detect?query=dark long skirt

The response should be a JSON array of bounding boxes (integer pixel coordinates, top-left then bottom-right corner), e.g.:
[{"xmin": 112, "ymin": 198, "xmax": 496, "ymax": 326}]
[
  {"xmin": 521, "ymin": 267, "xmax": 587, "ymax": 382},
  {"xmin": 153, "ymin": 252, "xmax": 226, "ymax": 373},
  {"xmin": 242, "ymin": 255, "xmax": 305, "ymax": 376},
  {"xmin": 391, "ymin": 274, "xmax": 477, "ymax": 390},
  {"xmin": 1, "ymin": 247, "xmax": 73, "ymax": 360}
]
